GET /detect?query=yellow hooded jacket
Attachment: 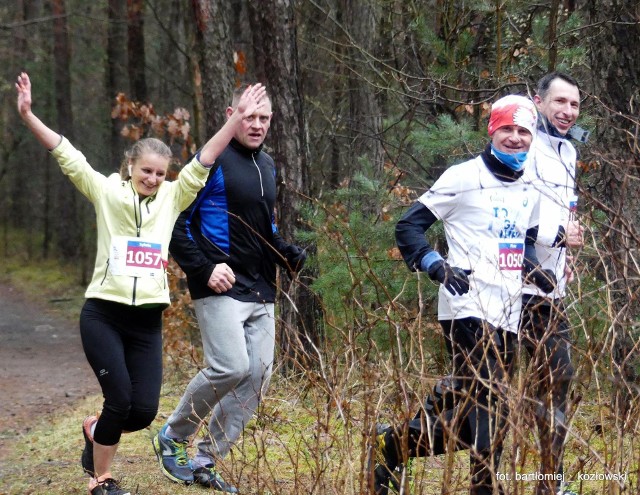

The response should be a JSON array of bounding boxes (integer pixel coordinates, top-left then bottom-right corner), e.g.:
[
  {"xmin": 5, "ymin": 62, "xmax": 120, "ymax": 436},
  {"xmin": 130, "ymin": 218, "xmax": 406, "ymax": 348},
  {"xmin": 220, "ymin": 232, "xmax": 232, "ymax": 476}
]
[{"xmin": 51, "ymin": 137, "xmax": 209, "ymax": 307}]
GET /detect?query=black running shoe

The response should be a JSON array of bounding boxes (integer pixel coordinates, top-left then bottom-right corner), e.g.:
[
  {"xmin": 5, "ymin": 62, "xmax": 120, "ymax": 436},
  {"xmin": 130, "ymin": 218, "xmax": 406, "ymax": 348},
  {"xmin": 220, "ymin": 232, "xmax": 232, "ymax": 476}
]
[
  {"xmin": 89, "ymin": 478, "xmax": 131, "ymax": 495},
  {"xmin": 192, "ymin": 464, "xmax": 238, "ymax": 493},
  {"xmin": 372, "ymin": 424, "xmax": 399, "ymax": 495},
  {"xmin": 81, "ymin": 415, "xmax": 97, "ymax": 476}
]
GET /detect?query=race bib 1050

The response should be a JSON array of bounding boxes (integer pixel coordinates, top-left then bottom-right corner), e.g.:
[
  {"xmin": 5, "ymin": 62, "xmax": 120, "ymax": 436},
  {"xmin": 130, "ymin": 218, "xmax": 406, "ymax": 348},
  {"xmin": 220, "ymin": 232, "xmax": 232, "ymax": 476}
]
[{"xmin": 498, "ymin": 241, "xmax": 524, "ymax": 271}]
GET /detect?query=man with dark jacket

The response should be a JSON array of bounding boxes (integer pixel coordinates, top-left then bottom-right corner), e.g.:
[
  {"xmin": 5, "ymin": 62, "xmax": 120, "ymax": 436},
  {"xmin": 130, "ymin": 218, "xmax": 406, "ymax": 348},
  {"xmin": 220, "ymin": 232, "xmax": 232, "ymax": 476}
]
[{"xmin": 152, "ymin": 86, "xmax": 305, "ymax": 492}]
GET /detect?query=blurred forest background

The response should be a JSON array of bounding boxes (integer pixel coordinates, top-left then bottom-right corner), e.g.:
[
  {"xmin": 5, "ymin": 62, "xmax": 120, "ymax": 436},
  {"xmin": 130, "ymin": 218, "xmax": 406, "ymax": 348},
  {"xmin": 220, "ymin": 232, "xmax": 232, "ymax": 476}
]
[{"xmin": 1, "ymin": 1, "xmax": 639, "ymax": 494}]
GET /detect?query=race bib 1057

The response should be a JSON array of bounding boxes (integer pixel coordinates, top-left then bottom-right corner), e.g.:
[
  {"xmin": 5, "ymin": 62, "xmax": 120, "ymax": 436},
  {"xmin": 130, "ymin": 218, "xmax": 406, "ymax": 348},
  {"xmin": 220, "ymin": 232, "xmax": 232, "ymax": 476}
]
[{"xmin": 109, "ymin": 236, "xmax": 165, "ymax": 278}]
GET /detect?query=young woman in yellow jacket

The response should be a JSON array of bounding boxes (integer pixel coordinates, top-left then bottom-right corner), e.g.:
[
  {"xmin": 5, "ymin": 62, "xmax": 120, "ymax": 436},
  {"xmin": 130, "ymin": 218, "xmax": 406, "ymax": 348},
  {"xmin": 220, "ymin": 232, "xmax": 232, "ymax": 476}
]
[{"xmin": 16, "ymin": 72, "xmax": 266, "ymax": 495}]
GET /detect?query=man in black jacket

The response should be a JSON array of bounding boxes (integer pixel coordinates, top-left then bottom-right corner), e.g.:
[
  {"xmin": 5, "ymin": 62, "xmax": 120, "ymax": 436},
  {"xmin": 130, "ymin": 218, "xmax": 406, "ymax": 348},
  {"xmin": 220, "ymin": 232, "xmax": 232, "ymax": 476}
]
[{"xmin": 152, "ymin": 86, "xmax": 306, "ymax": 492}]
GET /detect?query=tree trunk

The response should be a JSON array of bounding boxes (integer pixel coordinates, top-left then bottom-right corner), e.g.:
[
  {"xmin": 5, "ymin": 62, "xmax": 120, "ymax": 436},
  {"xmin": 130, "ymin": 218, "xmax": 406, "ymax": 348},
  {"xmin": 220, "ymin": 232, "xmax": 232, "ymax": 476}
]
[
  {"xmin": 585, "ymin": 0, "xmax": 640, "ymax": 416},
  {"xmin": 191, "ymin": 0, "xmax": 235, "ymax": 135},
  {"xmin": 547, "ymin": 0, "xmax": 561, "ymax": 70},
  {"xmin": 181, "ymin": 3, "xmax": 202, "ymax": 148},
  {"xmin": 52, "ymin": 0, "xmax": 82, "ymax": 261},
  {"xmin": 5, "ymin": 0, "xmax": 45, "ymax": 258},
  {"xmin": 127, "ymin": 0, "xmax": 147, "ymax": 102},
  {"xmin": 344, "ymin": 0, "xmax": 384, "ymax": 181},
  {"xmin": 247, "ymin": 0, "xmax": 322, "ymax": 369},
  {"xmin": 106, "ymin": 0, "xmax": 128, "ymax": 168}
]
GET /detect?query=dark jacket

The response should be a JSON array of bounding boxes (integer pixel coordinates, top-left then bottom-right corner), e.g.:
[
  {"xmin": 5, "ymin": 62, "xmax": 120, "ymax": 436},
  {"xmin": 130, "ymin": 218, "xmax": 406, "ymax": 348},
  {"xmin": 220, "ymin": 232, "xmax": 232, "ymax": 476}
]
[{"xmin": 170, "ymin": 139, "xmax": 290, "ymax": 303}]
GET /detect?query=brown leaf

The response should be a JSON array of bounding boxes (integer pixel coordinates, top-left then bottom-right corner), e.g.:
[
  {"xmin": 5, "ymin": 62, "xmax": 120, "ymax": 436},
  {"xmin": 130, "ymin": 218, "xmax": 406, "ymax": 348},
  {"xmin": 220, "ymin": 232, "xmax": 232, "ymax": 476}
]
[
  {"xmin": 180, "ymin": 122, "xmax": 191, "ymax": 140},
  {"xmin": 129, "ymin": 125, "xmax": 142, "ymax": 141},
  {"xmin": 167, "ymin": 120, "xmax": 179, "ymax": 137},
  {"xmin": 387, "ymin": 247, "xmax": 403, "ymax": 260}
]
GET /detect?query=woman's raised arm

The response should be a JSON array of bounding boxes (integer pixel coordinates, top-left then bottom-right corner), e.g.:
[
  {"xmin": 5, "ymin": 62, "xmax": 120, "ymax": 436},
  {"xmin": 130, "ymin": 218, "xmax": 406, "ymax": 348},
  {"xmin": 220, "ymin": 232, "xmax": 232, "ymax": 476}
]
[{"xmin": 16, "ymin": 72, "xmax": 62, "ymax": 151}]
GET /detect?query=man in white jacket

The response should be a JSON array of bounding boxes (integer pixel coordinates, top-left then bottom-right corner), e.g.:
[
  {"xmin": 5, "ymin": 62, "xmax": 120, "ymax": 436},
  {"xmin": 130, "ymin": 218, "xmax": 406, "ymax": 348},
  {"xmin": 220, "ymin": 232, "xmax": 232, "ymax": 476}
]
[
  {"xmin": 378, "ymin": 95, "xmax": 552, "ymax": 495},
  {"xmin": 521, "ymin": 72, "xmax": 586, "ymax": 495}
]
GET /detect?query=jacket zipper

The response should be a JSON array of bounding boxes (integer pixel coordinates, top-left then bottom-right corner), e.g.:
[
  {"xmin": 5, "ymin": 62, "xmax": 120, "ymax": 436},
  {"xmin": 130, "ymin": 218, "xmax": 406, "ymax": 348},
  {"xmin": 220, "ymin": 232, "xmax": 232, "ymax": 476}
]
[
  {"xmin": 252, "ymin": 152, "xmax": 264, "ymax": 197},
  {"xmin": 101, "ymin": 260, "xmax": 110, "ymax": 285},
  {"xmin": 131, "ymin": 185, "xmax": 144, "ymax": 305}
]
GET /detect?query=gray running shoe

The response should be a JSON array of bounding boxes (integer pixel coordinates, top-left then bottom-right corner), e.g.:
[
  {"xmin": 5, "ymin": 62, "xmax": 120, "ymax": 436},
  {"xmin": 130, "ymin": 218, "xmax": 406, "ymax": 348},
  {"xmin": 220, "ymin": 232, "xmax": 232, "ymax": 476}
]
[
  {"xmin": 152, "ymin": 423, "xmax": 194, "ymax": 485},
  {"xmin": 81, "ymin": 415, "xmax": 97, "ymax": 476}
]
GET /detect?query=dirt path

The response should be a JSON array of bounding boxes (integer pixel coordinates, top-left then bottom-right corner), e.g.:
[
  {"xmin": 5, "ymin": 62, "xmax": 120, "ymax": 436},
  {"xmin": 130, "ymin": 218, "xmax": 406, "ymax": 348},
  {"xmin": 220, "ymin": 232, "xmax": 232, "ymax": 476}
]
[{"xmin": 0, "ymin": 283, "xmax": 98, "ymax": 460}]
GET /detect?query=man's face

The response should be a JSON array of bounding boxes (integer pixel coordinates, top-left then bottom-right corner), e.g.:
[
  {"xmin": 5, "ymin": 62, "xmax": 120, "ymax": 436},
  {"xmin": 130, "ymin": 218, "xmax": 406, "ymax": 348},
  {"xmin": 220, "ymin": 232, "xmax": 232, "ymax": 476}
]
[
  {"xmin": 491, "ymin": 125, "xmax": 533, "ymax": 154},
  {"xmin": 227, "ymin": 98, "xmax": 272, "ymax": 149},
  {"xmin": 534, "ymin": 78, "xmax": 580, "ymax": 136}
]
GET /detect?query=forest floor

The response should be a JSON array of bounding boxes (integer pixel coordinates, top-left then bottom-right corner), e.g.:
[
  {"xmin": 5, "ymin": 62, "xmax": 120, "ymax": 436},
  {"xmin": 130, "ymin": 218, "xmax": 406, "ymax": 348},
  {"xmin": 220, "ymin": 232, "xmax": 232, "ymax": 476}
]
[
  {"xmin": 0, "ymin": 278, "xmax": 637, "ymax": 494},
  {"xmin": 0, "ymin": 282, "xmax": 98, "ymax": 461}
]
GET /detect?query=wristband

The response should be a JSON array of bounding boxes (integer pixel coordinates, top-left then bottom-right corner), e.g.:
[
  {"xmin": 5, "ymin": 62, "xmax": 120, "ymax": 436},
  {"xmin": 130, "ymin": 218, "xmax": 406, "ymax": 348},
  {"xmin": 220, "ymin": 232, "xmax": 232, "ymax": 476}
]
[{"xmin": 420, "ymin": 251, "xmax": 444, "ymax": 272}]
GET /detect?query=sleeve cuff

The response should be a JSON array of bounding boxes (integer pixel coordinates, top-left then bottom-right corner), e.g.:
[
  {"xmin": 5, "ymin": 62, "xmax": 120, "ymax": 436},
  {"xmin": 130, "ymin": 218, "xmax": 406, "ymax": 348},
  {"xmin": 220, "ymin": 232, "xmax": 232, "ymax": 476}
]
[
  {"xmin": 420, "ymin": 251, "xmax": 443, "ymax": 272},
  {"xmin": 48, "ymin": 135, "xmax": 68, "ymax": 156},
  {"xmin": 195, "ymin": 150, "xmax": 215, "ymax": 169}
]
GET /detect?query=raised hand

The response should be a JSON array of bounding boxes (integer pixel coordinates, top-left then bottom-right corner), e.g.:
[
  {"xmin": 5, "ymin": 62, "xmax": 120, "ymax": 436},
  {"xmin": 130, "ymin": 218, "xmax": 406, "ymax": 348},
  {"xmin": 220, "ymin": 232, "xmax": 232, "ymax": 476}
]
[
  {"xmin": 15, "ymin": 72, "xmax": 33, "ymax": 116},
  {"xmin": 15, "ymin": 72, "xmax": 61, "ymax": 150},
  {"xmin": 197, "ymin": 83, "xmax": 269, "ymax": 166},
  {"xmin": 234, "ymin": 83, "xmax": 267, "ymax": 118}
]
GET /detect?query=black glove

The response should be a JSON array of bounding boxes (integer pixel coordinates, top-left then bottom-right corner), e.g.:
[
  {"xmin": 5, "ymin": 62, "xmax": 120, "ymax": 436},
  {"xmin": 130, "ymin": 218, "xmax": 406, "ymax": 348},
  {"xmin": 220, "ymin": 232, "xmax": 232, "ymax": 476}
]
[
  {"xmin": 427, "ymin": 260, "xmax": 471, "ymax": 296},
  {"xmin": 524, "ymin": 266, "xmax": 557, "ymax": 294},
  {"xmin": 283, "ymin": 244, "xmax": 307, "ymax": 273}
]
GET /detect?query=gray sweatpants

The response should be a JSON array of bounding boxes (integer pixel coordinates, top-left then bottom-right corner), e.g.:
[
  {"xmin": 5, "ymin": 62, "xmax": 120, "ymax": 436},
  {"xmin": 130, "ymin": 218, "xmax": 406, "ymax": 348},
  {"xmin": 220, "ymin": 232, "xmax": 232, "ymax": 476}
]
[{"xmin": 167, "ymin": 295, "xmax": 275, "ymax": 464}]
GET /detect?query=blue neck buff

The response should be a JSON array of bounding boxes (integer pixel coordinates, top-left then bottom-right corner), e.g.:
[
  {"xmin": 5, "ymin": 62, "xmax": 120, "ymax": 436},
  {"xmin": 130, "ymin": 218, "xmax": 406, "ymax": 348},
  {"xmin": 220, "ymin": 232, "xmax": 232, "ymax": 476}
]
[{"xmin": 490, "ymin": 144, "xmax": 528, "ymax": 172}]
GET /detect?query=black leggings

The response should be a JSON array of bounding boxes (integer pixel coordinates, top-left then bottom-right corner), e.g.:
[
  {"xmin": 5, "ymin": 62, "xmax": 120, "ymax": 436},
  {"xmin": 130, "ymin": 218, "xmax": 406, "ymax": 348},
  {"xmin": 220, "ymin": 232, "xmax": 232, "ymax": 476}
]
[
  {"xmin": 80, "ymin": 298, "xmax": 163, "ymax": 446},
  {"xmin": 520, "ymin": 295, "xmax": 574, "ymax": 495}
]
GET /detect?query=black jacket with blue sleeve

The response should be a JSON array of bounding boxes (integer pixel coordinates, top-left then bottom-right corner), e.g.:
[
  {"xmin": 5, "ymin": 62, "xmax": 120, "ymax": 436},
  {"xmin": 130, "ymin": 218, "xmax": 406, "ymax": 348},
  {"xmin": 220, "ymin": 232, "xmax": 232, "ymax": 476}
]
[{"xmin": 169, "ymin": 139, "xmax": 291, "ymax": 303}]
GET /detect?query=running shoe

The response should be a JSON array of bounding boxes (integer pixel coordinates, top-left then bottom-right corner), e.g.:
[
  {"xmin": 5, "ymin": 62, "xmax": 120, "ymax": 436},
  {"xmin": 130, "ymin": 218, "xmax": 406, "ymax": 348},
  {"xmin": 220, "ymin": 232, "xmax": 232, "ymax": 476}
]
[
  {"xmin": 81, "ymin": 415, "xmax": 98, "ymax": 476},
  {"xmin": 392, "ymin": 457, "xmax": 415, "ymax": 493},
  {"xmin": 89, "ymin": 477, "xmax": 131, "ymax": 495},
  {"xmin": 372, "ymin": 424, "xmax": 398, "ymax": 495},
  {"xmin": 152, "ymin": 423, "xmax": 194, "ymax": 484},
  {"xmin": 192, "ymin": 464, "xmax": 238, "ymax": 492}
]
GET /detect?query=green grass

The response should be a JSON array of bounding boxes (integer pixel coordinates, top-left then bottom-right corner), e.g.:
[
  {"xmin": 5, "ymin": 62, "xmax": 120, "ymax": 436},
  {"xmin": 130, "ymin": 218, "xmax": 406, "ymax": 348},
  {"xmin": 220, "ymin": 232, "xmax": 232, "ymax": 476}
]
[
  {"xmin": 0, "ymin": 253, "xmax": 86, "ymax": 322},
  {"xmin": 3, "ymin": 365, "xmax": 638, "ymax": 494}
]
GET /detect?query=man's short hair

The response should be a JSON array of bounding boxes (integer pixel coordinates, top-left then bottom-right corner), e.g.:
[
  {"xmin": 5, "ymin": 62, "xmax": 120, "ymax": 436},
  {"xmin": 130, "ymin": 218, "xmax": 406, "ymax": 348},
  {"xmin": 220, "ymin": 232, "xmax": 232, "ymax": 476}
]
[
  {"xmin": 231, "ymin": 84, "xmax": 270, "ymax": 108},
  {"xmin": 536, "ymin": 72, "xmax": 580, "ymax": 99}
]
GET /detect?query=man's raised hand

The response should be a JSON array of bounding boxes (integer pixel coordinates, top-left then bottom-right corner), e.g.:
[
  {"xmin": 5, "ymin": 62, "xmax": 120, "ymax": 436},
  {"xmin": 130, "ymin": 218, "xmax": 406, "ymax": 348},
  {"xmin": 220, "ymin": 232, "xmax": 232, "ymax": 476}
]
[{"xmin": 235, "ymin": 83, "xmax": 267, "ymax": 117}]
